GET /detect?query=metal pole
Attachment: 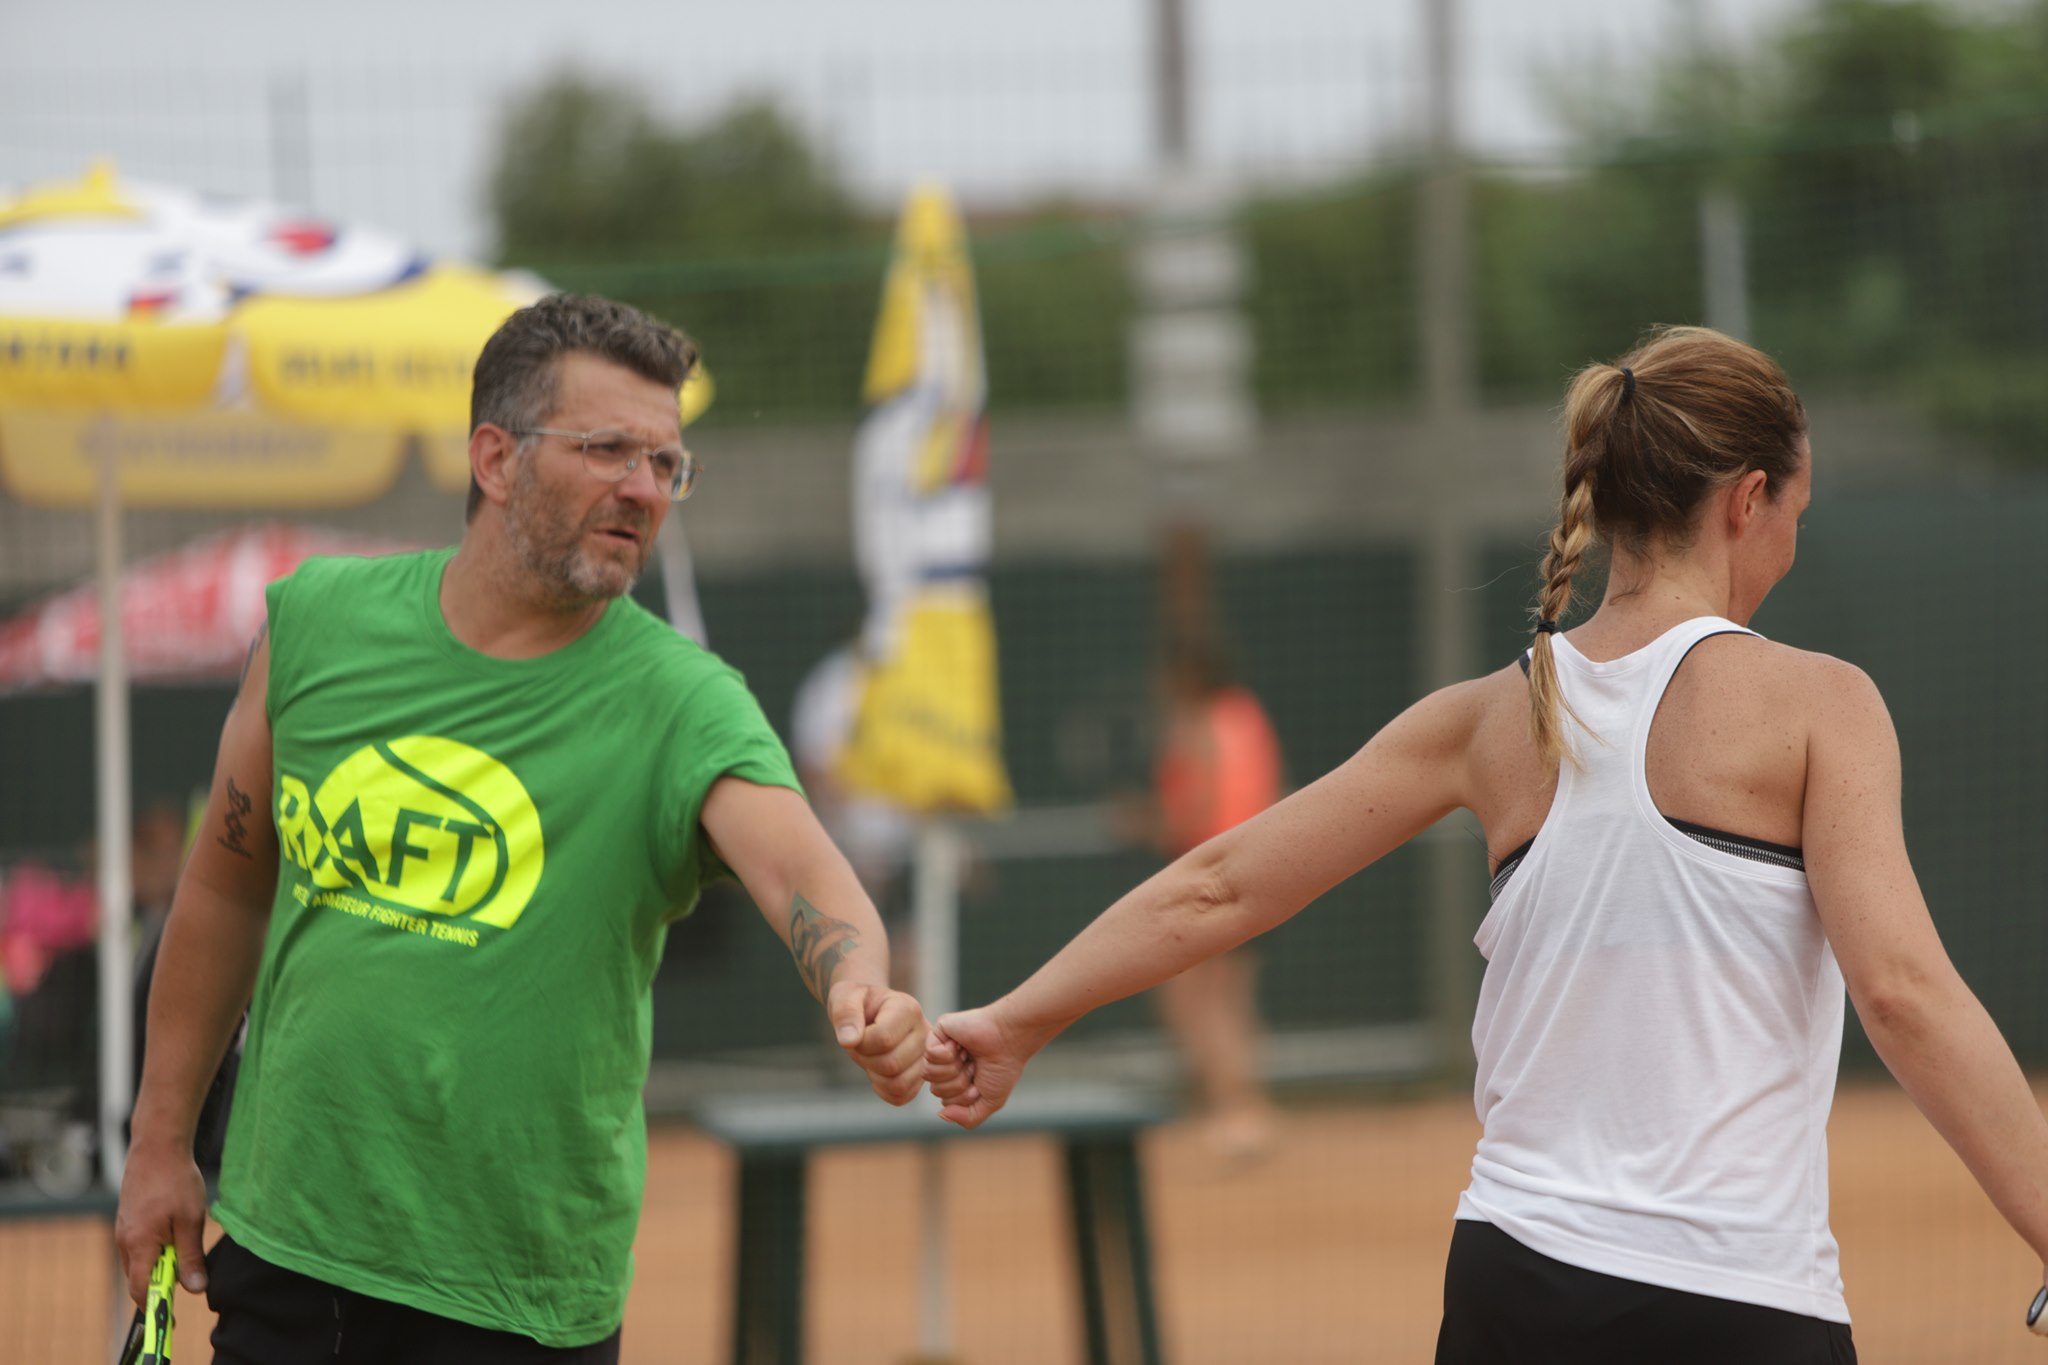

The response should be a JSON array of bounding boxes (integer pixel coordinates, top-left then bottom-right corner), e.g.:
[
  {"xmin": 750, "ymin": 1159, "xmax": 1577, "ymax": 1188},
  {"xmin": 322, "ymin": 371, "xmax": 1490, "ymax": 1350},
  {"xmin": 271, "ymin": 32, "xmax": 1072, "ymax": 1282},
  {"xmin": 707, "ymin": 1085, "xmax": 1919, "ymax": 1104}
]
[
  {"xmin": 656, "ymin": 517, "xmax": 708, "ymax": 647},
  {"xmin": 913, "ymin": 822, "xmax": 962, "ymax": 1021},
  {"xmin": 1419, "ymin": 0, "xmax": 1470, "ymax": 419},
  {"xmin": 1152, "ymin": 0, "xmax": 1191, "ymax": 169},
  {"xmin": 912, "ymin": 821, "xmax": 965, "ymax": 1363},
  {"xmin": 1417, "ymin": 0, "xmax": 1480, "ymax": 1084},
  {"xmin": 95, "ymin": 434, "xmax": 134, "ymax": 1190},
  {"xmin": 1700, "ymin": 187, "xmax": 1750, "ymax": 341}
]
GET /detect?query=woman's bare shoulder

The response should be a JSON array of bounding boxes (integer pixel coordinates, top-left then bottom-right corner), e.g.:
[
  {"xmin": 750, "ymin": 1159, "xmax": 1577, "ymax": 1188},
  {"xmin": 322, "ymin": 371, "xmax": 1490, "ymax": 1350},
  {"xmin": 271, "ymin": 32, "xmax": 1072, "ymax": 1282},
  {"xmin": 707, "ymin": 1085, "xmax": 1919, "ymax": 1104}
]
[
  {"xmin": 1675, "ymin": 637, "xmax": 1894, "ymax": 770},
  {"xmin": 1368, "ymin": 665, "xmax": 1524, "ymax": 759},
  {"xmin": 1688, "ymin": 632, "xmax": 1878, "ymax": 694},
  {"xmin": 1447, "ymin": 658, "xmax": 1545, "ymax": 742},
  {"xmin": 1436, "ymin": 660, "xmax": 1532, "ymax": 718}
]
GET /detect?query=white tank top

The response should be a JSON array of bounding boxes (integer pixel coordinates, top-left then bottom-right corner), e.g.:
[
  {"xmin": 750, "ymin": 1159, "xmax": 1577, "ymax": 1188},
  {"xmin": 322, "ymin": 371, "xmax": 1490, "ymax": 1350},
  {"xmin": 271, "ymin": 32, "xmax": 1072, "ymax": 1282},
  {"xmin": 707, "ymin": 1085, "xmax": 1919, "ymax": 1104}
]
[{"xmin": 1455, "ymin": 615, "xmax": 1850, "ymax": 1323}]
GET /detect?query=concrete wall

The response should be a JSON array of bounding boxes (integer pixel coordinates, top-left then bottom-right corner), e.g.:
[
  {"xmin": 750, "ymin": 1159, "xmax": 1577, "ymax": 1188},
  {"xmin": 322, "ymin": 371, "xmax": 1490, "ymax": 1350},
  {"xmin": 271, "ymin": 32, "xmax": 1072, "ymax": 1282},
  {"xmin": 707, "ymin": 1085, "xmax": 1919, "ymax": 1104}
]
[{"xmin": 0, "ymin": 395, "xmax": 1999, "ymax": 605}]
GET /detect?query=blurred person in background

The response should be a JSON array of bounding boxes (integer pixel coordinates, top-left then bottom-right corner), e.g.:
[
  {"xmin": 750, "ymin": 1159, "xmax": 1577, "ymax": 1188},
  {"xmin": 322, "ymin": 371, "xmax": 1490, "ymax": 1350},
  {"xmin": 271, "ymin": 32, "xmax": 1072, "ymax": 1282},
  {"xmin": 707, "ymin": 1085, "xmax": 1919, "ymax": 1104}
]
[
  {"xmin": 129, "ymin": 798, "xmax": 190, "ymax": 929},
  {"xmin": 0, "ymin": 844, "xmax": 97, "ymax": 1013},
  {"xmin": 0, "ymin": 838, "xmax": 99, "ymax": 1194},
  {"xmin": 929, "ymin": 325, "xmax": 2048, "ymax": 1364},
  {"xmin": 115, "ymin": 294, "xmax": 930, "ymax": 1365},
  {"xmin": 1142, "ymin": 625, "xmax": 1283, "ymax": 1164},
  {"xmin": 126, "ymin": 795, "xmax": 192, "ymax": 1083},
  {"xmin": 0, "ymin": 840, "xmax": 98, "ymax": 1111}
]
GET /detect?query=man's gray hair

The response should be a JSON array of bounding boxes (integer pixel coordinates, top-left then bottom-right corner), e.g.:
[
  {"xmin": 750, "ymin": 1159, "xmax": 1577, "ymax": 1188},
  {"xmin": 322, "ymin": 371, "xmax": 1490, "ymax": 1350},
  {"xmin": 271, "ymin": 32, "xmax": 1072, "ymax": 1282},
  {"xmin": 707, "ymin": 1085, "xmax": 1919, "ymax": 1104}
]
[{"xmin": 466, "ymin": 293, "xmax": 698, "ymax": 520}]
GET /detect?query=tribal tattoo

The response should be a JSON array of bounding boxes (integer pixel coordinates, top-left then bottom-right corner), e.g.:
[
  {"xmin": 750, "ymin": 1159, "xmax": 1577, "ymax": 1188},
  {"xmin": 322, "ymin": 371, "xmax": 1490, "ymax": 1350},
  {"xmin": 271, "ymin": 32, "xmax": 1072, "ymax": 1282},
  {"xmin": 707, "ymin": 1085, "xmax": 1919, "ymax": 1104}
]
[
  {"xmin": 788, "ymin": 892, "xmax": 860, "ymax": 1002},
  {"xmin": 216, "ymin": 776, "xmax": 257, "ymax": 860}
]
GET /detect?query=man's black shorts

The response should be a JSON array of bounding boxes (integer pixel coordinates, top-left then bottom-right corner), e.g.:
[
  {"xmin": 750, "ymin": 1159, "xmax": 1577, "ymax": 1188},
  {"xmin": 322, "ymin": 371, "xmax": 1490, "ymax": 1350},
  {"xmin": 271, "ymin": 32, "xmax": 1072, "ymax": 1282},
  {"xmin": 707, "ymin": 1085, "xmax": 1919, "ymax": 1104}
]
[
  {"xmin": 205, "ymin": 1232, "xmax": 623, "ymax": 1365},
  {"xmin": 1435, "ymin": 1219, "xmax": 1857, "ymax": 1365}
]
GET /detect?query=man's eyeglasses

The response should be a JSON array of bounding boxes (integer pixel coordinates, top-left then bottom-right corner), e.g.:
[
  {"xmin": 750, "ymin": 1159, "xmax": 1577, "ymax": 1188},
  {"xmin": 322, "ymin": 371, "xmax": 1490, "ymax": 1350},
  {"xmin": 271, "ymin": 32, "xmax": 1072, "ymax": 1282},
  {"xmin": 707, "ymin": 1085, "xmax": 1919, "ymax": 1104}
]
[{"xmin": 511, "ymin": 427, "xmax": 698, "ymax": 502}]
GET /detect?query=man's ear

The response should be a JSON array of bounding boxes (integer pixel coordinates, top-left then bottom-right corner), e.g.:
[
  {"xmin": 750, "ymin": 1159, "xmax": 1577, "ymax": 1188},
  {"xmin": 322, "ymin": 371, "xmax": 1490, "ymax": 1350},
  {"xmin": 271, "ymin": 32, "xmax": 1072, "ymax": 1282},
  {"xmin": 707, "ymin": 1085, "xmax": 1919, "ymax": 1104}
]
[
  {"xmin": 470, "ymin": 424, "xmax": 519, "ymax": 510},
  {"xmin": 1726, "ymin": 467, "xmax": 1770, "ymax": 537}
]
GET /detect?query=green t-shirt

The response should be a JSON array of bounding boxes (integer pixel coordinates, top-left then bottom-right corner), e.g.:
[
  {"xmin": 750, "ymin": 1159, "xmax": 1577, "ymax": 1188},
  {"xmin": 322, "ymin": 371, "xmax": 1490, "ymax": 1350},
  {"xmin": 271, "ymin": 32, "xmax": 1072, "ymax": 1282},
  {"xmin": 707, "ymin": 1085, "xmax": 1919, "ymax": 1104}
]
[{"xmin": 213, "ymin": 547, "xmax": 800, "ymax": 1346}]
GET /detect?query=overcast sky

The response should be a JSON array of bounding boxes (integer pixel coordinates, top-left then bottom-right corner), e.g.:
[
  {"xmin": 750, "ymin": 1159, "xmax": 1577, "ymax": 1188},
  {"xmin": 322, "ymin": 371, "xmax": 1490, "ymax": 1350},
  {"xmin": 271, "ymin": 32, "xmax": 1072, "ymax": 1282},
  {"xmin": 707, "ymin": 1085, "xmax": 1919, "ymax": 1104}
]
[{"xmin": 1, "ymin": 0, "xmax": 1817, "ymax": 258}]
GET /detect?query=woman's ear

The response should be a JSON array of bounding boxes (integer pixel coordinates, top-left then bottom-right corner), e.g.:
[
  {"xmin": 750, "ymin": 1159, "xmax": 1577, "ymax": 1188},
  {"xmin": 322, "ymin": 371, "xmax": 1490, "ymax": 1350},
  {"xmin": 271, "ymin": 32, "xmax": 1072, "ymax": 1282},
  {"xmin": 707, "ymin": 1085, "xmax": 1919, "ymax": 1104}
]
[{"xmin": 1726, "ymin": 467, "xmax": 1771, "ymax": 537}]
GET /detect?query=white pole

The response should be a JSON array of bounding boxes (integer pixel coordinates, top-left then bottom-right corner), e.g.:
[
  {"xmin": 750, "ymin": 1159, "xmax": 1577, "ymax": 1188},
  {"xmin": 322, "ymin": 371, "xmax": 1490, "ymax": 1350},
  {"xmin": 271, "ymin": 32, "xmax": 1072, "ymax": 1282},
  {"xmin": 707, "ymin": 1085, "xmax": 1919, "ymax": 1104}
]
[
  {"xmin": 94, "ymin": 436, "xmax": 134, "ymax": 1191},
  {"xmin": 1701, "ymin": 187, "xmax": 1751, "ymax": 341},
  {"xmin": 912, "ymin": 821, "xmax": 961, "ymax": 1021},
  {"xmin": 912, "ymin": 820, "xmax": 964, "ymax": 1363},
  {"xmin": 656, "ymin": 517, "xmax": 708, "ymax": 647},
  {"xmin": 1418, "ymin": 0, "xmax": 1482, "ymax": 1083}
]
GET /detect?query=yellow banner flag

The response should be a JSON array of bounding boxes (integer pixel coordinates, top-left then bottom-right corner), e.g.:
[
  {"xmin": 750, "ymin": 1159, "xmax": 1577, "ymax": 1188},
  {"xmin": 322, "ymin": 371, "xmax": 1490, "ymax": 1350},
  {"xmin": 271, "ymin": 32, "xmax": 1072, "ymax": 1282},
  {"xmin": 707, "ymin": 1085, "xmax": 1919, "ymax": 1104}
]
[{"xmin": 836, "ymin": 185, "xmax": 1012, "ymax": 815}]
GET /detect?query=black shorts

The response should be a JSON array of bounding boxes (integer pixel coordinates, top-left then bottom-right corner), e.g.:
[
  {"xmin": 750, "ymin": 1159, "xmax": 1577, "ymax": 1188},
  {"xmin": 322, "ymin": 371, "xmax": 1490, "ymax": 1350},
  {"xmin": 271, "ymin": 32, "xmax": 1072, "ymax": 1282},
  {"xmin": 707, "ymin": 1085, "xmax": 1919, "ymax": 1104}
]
[
  {"xmin": 205, "ymin": 1232, "xmax": 623, "ymax": 1365},
  {"xmin": 1434, "ymin": 1220, "xmax": 1856, "ymax": 1365}
]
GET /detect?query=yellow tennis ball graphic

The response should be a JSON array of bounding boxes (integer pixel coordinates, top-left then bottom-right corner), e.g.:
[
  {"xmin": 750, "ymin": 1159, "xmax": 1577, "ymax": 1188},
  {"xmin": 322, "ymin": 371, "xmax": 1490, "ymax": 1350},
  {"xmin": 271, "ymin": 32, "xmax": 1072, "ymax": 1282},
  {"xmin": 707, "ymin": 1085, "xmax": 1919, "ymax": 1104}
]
[{"xmin": 277, "ymin": 736, "xmax": 543, "ymax": 930}]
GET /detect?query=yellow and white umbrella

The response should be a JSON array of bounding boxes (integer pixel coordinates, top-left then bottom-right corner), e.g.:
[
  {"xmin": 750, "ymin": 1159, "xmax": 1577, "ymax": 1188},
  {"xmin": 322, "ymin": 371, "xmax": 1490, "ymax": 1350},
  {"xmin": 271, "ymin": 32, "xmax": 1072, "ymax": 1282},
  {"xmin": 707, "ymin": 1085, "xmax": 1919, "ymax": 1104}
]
[
  {"xmin": 0, "ymin": 161, "xmax": 710, "ymax": 503},
  {"xmin": 0, "ymin": 162, "xmax": 709, "ymax": 1185}
]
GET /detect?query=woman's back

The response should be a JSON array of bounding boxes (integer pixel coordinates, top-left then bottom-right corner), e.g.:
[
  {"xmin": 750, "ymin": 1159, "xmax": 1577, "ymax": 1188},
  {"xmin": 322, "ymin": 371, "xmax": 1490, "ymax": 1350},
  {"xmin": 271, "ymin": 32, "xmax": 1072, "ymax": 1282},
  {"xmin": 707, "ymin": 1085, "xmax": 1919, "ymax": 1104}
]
[
  {"xmin": 1452, "ymin": 613, "xmax": 1850, "ymax": 1322},
  {"xmin": 1463, "ymin": 614, "xmax": 1822, "ymax": 870}
]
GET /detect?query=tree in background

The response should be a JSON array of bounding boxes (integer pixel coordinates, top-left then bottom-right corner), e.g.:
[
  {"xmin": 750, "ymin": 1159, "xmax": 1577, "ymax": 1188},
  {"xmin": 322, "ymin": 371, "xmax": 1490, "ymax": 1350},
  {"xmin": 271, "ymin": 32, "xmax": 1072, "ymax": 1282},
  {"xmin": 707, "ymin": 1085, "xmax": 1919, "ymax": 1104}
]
[
  {"xmin": 1744, "ymin": 0, "xmax": 2048, "ymax": 458},
  {"xmin": 1240, "ymin": 171, "xmax": 1421, "ymax": 412},
  {"xmin": 1519, "ymin": 0, "xmax": 2048, "ymax": 457},
  {"xmin": 488, "ymin": 75, "xmax": 875, "ymax": 416},
  {"xmin": 490, "ymin": 76, "xmax": 859, "ymax": 262},
  {"xmin": 485, "ymin": 71, "xmax": 1127, "ymax": 421},
  {"xmin": 486, "ymin": 11, "xmax": 2048, "ymax": 461}
]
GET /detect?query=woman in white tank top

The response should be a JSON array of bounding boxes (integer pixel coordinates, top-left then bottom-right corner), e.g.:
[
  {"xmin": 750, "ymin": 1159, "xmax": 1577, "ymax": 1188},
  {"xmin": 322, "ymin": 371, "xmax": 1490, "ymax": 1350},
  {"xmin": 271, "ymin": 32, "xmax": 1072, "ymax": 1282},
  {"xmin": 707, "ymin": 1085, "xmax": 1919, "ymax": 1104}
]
[{"xmin": 926, "ymin": 326, "xmax": 2048, "ymax": 1362}]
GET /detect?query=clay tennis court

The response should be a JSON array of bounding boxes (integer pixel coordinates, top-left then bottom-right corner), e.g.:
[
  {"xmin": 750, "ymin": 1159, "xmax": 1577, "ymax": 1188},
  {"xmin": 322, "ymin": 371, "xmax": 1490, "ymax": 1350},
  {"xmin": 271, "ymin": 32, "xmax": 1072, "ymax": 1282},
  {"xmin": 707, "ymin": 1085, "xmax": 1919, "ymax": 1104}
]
[{"xmin": 4, "ymin": 1079, "xmax": 2038, "ymax": 1363}]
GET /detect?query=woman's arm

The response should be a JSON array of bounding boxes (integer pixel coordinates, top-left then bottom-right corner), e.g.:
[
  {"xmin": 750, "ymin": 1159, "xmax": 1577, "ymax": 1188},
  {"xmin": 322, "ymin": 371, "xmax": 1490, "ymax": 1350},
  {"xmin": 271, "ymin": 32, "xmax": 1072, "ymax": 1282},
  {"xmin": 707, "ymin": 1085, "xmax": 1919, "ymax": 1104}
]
[
  {"xmin": 929, "ymin": 678, "xmax": 1484, "ymax": 1127},
  {"xmin": 1804, "ymin": 657, "xmax": 2048, "ymax": 1270}
]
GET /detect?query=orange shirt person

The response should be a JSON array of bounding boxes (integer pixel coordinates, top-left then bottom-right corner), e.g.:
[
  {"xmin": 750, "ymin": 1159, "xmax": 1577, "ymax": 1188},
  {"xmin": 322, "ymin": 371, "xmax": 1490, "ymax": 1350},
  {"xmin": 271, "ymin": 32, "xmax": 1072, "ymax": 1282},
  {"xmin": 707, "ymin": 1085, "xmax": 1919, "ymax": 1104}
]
[{"xmin": 1148, "ymin": 638, "xmax": 1283, "ymax": 1162}]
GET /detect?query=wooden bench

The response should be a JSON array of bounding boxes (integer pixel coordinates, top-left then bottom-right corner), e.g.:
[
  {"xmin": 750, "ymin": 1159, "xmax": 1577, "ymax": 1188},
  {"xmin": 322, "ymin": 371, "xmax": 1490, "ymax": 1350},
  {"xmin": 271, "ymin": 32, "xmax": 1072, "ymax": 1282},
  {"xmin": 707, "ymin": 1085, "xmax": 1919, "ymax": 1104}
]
[{"xmin": 685, "ymin": 1081, "xmax": 1174, "ymax": 1365}]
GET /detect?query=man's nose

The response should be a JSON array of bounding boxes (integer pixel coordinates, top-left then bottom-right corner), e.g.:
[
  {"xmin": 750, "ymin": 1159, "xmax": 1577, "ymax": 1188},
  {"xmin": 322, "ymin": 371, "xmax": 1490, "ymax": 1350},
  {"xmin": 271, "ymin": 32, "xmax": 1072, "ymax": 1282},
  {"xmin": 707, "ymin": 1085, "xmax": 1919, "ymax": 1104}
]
[{"xmin": 616, "ymin": 455, "xmax": 668, "ymax": 505}]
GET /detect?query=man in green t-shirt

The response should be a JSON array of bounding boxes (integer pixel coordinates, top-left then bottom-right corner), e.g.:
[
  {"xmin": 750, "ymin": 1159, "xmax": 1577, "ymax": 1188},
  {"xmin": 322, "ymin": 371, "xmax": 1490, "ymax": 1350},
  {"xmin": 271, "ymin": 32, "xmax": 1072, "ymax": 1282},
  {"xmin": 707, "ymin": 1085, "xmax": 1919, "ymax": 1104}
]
[{"xmin": 114, "ymin": 294, "xmax": 932, "ymax": 1362}]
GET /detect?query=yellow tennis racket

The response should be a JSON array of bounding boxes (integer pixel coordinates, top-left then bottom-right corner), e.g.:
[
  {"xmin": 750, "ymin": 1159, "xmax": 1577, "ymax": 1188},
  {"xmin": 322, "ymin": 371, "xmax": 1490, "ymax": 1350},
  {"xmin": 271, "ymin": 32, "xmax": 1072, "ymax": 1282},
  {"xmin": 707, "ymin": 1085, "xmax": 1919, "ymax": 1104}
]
[{"xmin": 116, "ymin": 1246, "xmax": 176, "ymax": 1365}]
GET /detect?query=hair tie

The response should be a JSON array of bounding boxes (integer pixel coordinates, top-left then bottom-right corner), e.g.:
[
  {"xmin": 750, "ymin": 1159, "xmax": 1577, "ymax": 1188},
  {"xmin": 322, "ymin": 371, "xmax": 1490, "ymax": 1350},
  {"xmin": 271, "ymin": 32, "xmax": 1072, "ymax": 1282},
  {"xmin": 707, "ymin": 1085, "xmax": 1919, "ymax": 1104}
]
[
  {"xmin": 1619, "ymin": 366, "xmax": 1637, "ymax": 404},
  {"xmin": 1534, "ymin": 618, "xmax": 1559, "ymax": 635}
]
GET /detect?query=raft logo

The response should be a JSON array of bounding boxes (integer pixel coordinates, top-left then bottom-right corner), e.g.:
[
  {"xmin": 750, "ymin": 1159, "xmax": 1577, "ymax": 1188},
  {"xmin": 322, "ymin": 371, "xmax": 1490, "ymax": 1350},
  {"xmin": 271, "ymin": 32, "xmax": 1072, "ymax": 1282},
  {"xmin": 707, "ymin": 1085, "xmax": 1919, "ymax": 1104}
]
[{"xmin": 277, "ymin": 737, "xmax": 544, "ymax": 930}]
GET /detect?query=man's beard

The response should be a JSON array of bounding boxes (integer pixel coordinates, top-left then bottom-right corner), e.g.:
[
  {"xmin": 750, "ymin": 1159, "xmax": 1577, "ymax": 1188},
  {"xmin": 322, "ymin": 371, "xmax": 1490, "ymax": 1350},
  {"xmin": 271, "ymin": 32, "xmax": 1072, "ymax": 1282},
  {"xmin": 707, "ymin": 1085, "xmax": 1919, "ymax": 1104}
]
[{"xmin": 503, "ymin": 461, "xmax": 651, "ymax": 606}]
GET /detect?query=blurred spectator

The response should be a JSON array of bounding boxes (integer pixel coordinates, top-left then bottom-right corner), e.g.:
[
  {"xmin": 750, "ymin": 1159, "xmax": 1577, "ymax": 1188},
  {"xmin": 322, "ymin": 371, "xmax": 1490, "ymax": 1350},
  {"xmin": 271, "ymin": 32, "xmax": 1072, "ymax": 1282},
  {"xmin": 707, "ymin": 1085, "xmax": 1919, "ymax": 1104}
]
[
  {"xmin": 0, "ymin": 847, "xmax": 99, "ymax": 1138},
  {"xmin": 0, "ymin": 854, "xmax": 98, "ymax": 1001},
  {"xmin": 131, "ymin": 799, "xmax": 189, "ymax": 925},
  {"xmin": 128, "ymin": 798, "xmax": 192, "ymax": 1076},
  {"xmin": 1146, "ymin": 629, "xmax": 1285, "ymax": 1164}
]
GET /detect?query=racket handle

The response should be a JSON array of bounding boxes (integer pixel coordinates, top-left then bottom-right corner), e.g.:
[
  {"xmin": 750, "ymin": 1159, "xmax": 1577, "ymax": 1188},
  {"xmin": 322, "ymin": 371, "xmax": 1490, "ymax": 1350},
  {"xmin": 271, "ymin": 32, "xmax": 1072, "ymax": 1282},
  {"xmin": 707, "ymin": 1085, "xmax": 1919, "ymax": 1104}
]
[
  {"xmin": 140, "ymin": 1246, "xmax": 176, "ymax": 1364},
  {"xmin": 2027, "ymin": 1285, "xmax": 2048, "ymax": 1337}
]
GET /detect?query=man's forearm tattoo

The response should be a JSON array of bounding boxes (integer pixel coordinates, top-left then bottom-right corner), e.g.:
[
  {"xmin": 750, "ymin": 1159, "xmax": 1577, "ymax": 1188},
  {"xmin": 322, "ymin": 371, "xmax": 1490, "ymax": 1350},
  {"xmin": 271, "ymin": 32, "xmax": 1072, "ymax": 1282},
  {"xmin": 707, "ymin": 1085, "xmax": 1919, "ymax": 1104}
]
[
  {"xmin": 788, "ymin": 892, "xmax": 860, "ymax": 1001},
  {"xmin": 216, "ymin": 777, "xmax": 256, "ymax": 860}
]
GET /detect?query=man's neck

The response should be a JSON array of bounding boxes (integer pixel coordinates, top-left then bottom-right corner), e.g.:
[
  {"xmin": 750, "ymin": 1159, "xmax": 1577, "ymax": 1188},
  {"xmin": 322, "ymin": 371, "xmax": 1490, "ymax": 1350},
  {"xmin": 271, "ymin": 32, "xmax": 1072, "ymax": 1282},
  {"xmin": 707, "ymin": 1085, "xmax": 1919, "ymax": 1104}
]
[{"xmin": 440, "ymin": 535, "xmax": 610, "ymax": 660}]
